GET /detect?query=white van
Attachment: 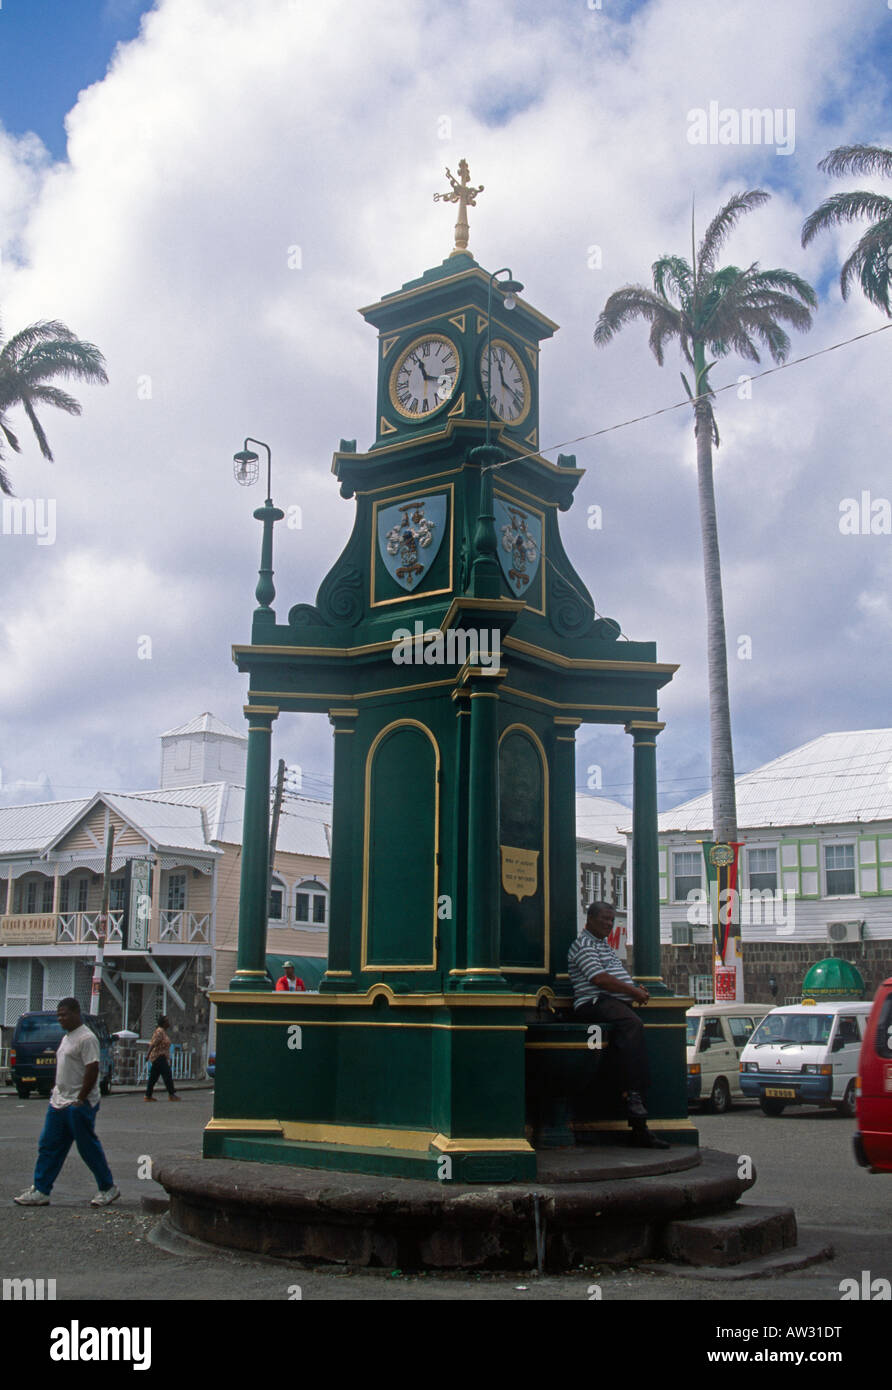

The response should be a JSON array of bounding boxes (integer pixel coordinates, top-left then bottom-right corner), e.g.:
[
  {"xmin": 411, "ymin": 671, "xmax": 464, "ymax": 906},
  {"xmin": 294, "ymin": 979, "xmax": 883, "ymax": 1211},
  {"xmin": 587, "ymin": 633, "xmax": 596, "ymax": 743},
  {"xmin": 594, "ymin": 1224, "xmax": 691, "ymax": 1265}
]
[
  {"xmin": 738, "ymin": 999, "xmax": 872, "ymax": 1117},
  {"xmin": 686, "ymin": 1003, "xmax": 775, "ymax": 1113}
]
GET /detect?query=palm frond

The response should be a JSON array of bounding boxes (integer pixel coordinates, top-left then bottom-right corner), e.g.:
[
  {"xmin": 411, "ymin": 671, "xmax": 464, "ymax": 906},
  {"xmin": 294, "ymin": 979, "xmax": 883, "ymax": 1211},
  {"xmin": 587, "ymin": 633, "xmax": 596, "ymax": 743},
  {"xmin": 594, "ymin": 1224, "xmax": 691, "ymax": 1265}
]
[
  {"xmin": 697, "ymin": 191, "xmax": 770, "ymax": 275},
  {"xmin": 802, "ymin": 191, "xmax": 892, "ymax": 245},
  {"xmin": 24, "ymin": 385, "xmax": 83, "ymax": 414},
  {"xmin": 818, "ymin": 145, "xmax": 892, "ymax": 179},
  {"xmin": 593, "ymin": 285, "xmax": 682, "ymax": 346},
  {"xmin": 839, "ymin": 220, "xmax": 892, "ymax": 313},
  {"xmin": 652, "ymin": 255, "xmax": 693, "ymax": 307},
  {"xmin": 21, "ymin": 396, "xmax": 54, "ymax": 460}
]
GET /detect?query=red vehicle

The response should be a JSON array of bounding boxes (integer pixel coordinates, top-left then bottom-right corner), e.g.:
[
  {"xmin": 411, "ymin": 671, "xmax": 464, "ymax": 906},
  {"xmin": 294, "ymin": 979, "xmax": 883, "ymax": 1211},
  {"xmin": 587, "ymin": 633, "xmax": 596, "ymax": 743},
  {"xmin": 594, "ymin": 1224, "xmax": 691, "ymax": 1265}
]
[{"xmin": 854, "ymin": 976, "xmax": 892, "ymax": 1173}]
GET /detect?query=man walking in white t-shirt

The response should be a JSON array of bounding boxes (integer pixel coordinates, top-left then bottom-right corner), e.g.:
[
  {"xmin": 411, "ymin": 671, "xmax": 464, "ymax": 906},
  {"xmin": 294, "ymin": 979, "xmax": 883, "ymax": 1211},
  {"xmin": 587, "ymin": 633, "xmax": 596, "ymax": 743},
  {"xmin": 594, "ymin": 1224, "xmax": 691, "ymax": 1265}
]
[{"xmin": 13, "ymin": 997, "xmax": 120, "ymax": 1207}]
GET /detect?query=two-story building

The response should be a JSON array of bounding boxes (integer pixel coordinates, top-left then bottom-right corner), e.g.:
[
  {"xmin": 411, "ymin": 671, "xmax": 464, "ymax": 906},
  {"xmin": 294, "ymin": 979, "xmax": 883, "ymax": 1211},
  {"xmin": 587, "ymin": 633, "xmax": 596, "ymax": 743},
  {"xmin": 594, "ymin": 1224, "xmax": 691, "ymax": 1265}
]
[
  {"xmin": 0, "ymin": 714, "xmax": 332, "ymax": 1066},
  {"xmin": 649, "ymin": 728, "xmax": 892, "ymax": 1003}
]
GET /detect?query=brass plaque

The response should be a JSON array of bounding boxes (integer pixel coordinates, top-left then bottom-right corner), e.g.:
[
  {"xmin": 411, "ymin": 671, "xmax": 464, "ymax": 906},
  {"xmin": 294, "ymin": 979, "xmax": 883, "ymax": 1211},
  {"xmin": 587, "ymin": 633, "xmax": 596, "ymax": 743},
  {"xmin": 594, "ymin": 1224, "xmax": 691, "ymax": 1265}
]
[{"xmin": 500, "ymin": 845, "xmax": 539, "ymax": 902}]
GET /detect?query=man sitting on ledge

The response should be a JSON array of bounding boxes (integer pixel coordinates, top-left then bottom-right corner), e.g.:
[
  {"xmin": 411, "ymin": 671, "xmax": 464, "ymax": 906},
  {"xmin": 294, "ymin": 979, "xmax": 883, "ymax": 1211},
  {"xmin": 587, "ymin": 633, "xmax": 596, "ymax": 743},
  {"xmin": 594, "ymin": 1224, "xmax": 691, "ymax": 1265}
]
[{"xmin": 568, "ymin": 901, "xmax": 670, "ymax": 1150}]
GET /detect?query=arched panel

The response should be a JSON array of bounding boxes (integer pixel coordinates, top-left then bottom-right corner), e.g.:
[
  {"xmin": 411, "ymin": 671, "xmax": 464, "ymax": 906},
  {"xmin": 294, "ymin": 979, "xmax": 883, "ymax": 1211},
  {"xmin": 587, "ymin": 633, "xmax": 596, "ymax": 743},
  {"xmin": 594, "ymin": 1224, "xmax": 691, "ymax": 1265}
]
[
  {"xmin": 362, "ymin": 720, "xmax": 439, "ymax": 969},
  {"xmin": 499, "ymin": 725, "xmax": 548, "ymax": 971}
]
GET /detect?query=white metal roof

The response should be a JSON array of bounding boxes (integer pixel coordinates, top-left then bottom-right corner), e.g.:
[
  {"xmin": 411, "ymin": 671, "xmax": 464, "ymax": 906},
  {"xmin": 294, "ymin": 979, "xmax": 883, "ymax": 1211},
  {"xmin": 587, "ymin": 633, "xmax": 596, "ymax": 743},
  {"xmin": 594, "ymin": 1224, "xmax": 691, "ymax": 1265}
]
[
  {"xmin": 658, "ymin": 729, "xmax": 892, "ymax": 832},
  {"xmin": 0, "ymin": 798, "xmax": 91, "ymax": 856},
  {"xmin": 159, "ymin": 712, "xmax": 246, "ymax": 740},
  {"xmin": 575, "ymin": 795, "xmax": 632, "ymax": 847},
  {"xmin": 100, "ymin": 792, "xmax": 220, "ymax": 856}
]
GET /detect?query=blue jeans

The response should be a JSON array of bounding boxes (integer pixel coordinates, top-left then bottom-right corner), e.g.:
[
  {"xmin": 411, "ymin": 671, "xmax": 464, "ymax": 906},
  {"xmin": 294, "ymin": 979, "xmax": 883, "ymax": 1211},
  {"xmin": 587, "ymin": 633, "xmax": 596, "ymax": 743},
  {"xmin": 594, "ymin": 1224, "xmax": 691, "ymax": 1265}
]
[{"xmin": 34, "ymin": 1102, "xmax": 114, "ymax": 1195}]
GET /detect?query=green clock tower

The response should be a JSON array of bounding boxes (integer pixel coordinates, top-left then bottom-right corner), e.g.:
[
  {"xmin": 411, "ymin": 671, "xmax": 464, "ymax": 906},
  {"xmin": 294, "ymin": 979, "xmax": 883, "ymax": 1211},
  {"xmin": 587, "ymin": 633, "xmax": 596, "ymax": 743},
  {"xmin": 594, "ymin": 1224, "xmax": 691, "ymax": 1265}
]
[{"xmin": 206, "ymin": 164, "xmax": 693, "ymax": 1182}]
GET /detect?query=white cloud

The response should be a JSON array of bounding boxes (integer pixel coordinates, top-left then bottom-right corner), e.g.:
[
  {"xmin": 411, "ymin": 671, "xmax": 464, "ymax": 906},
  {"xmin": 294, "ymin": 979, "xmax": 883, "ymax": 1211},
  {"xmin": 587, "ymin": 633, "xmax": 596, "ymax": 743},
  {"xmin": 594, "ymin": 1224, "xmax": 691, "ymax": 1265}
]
[{"xmin": 0, "ymin": 0, "xmax": 890, "ymax": 805}]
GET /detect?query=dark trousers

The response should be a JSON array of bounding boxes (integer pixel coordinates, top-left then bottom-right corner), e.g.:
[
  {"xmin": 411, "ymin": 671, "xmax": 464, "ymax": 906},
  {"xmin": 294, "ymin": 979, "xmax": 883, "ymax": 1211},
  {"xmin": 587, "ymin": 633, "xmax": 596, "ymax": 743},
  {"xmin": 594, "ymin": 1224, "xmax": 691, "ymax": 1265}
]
[
  {"xmin": 145, "ymin": 1056, "xmax": 175, "ymax": 1097},
  {"xmin": 34, "ymin": 1103, "xmax": 114, "ymax": 1195},
  {"xmin": 573, "ymin": 996, "xmax": 650, "ymax": 1096}
]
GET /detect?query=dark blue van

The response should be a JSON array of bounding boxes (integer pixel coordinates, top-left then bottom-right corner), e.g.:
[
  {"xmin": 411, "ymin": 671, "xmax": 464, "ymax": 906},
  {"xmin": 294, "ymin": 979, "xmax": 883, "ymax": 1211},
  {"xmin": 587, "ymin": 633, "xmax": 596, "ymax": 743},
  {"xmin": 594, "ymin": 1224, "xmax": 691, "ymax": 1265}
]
[{"xmin": 10, "ymin": 1011, "xmax": 114, "ymax": 1099}]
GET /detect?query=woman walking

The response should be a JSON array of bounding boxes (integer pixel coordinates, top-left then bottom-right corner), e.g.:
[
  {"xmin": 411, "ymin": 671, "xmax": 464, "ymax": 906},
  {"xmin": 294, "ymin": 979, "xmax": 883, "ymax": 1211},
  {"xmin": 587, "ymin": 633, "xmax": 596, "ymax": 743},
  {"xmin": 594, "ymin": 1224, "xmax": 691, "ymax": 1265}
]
[{"xmin": 144, "ymin": 1016, "xmax": 180, "ymax": 1101}]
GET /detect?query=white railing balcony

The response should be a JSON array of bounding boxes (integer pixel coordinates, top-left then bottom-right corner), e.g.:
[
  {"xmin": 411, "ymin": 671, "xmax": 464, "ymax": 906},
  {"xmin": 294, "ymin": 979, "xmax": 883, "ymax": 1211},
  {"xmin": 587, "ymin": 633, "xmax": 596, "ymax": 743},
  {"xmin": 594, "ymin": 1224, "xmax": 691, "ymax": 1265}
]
[
  {"xmin": 158, "ymin": 910, "xmax": 210, "ymax": 943},
  {"xmin": 56, "ymin": 911, "xmax": 124, "ymax": 944}
]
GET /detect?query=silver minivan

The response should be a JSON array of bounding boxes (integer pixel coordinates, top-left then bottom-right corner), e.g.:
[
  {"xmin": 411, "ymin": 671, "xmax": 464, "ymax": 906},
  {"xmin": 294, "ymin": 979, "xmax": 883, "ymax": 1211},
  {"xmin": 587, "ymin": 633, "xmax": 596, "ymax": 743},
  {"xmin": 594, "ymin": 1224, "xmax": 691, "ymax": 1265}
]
[{"xmin": 686, "ymin": 1002, "xmax": 775, "ymax": 1113}]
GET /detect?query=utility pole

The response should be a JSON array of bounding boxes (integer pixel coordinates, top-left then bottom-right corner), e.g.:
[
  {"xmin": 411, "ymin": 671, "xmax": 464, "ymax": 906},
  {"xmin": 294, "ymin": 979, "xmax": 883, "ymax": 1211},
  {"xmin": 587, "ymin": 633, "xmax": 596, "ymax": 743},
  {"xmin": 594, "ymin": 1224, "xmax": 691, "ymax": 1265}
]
[
  {"xmin": 91, "ymin": 823, "xmax": 115, "ymax": 1014},
  {"xmin": 267, "ymin": 759, "xmax": 286, "ymax": 912}
]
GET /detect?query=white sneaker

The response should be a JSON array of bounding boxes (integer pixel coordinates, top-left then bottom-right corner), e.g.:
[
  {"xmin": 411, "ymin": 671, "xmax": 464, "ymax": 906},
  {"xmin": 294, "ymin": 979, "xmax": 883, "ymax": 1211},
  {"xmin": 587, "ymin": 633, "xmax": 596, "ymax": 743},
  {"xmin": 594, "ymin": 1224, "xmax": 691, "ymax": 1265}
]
[
  {"xmin": 14, "ymin": 1186, "xmax": 49, "ymax": 1206},
  {"xmin": 90, "ymin": 1185, "xmax": 120, "ymax": 1207}
]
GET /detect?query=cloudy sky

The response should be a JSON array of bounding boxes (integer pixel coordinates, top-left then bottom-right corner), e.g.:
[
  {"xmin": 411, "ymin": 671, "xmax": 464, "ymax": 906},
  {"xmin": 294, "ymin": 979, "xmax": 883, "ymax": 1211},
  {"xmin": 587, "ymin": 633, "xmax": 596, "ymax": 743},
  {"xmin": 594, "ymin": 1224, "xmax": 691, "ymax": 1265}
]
[{"xmin": 0, "ymin": 0, "xmax": 890, "ymax": 814}]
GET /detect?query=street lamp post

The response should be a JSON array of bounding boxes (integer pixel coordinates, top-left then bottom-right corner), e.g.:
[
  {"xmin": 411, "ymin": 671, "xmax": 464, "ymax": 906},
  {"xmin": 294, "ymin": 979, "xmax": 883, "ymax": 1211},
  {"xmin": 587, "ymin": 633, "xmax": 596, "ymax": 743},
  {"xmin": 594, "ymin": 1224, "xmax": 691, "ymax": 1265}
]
[{"xmin": 470, "ymin": 269, "xmax": 524, "ymax": 597}]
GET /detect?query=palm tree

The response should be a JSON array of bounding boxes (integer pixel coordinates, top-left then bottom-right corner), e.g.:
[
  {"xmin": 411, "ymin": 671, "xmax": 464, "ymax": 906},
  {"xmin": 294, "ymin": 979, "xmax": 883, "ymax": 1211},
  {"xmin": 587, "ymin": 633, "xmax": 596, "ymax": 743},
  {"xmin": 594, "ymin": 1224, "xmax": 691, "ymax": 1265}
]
[
  {"xmin": 0, "ymin": 319, "xmax": 109, "ymax": 495},
  {"xmin": 594, "ymin": 190, "xmax": 817, "ymax": 846},
  {"xmin": 801, "ymin": 145, "xmax": 892, "ymax": 315}
]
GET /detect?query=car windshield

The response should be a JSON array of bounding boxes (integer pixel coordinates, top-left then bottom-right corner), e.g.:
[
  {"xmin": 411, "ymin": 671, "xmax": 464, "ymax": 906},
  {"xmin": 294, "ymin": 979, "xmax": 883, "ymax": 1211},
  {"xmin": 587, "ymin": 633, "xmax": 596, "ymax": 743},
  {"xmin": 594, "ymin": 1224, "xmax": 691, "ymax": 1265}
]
[
  {"xmin": 15, "ymin": 1017, "xmax": 63, "ymax": 1046},
  {"xmin": 750, "ymin": 1013, "xmax": 833, "ymax": 1046},
  {"xmin": 686, "ymin": 1017, "xmax": 700, "ymax": 1047}
]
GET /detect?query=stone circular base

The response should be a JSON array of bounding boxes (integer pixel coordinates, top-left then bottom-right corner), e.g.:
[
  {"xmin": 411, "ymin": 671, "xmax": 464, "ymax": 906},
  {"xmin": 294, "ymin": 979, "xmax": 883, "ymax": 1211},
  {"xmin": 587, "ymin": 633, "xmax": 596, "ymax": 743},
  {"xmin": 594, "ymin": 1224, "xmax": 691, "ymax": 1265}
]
[{"xmin": 153, "ymin": 1147, "xmax": 756, "ymax": 1272}]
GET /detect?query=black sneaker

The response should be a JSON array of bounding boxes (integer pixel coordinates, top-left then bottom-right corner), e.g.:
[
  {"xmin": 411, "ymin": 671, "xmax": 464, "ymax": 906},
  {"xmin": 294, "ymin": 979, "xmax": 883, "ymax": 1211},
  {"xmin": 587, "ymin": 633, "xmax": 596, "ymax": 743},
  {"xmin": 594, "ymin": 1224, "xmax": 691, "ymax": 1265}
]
[
  {"xmin": 624, "ymin": 1091, "xmax": 648, "ymax": 1121},
  {"xmin": 630, "ymin": 1128, "xmax": 671, "ymax": 1150}
]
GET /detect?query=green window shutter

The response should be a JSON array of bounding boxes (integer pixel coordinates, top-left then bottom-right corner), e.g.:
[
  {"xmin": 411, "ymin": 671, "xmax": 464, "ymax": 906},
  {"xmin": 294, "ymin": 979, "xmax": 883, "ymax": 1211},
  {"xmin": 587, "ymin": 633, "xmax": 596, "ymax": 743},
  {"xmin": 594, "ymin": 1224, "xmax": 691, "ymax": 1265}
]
[
  {"xmin": 798, "ymin": 838, "xmax": 820, "ymax": 899},
  {"xmin": 878, "ymin": 835, "xmax": 892, "ymax": 895},
  {"xmin": 779, "ymin": 839, "xmax": 801, "ymax": 898},
  {"xmin": 658, "ymin": 847, "xmax": 668, "ymax": 904},
  {"xmin": 858, "ymin": 835, "xmax": 880, "ymax": 897}
]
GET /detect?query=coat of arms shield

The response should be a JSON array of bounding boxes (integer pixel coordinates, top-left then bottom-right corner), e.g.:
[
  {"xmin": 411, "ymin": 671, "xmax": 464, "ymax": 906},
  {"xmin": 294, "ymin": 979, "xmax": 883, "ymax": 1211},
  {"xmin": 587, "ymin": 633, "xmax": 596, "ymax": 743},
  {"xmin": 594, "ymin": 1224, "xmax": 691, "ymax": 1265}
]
[
  {"xmin": 494, "ymin": 497, "xmax": 542, "ymax": 597},
  {"xmin": 377, "ymin": 495, "xmax": 448, "ymax": 592}
]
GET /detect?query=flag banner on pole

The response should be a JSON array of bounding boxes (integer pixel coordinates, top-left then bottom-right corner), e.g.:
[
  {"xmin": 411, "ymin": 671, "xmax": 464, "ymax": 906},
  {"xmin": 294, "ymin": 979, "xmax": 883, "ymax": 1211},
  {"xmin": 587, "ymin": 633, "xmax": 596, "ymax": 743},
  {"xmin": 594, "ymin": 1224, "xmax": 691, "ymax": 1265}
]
[{"xmin": 699, "ymin": 841, "xmax": 744, "ymax": 962}]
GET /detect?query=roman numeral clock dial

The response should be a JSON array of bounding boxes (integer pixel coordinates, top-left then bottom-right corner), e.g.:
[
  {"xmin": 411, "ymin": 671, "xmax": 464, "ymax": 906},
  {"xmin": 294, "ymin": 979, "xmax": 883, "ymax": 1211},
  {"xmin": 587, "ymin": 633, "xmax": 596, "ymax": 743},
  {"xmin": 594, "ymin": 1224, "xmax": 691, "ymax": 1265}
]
[
  {"xmin": 388, "ymin": 335, "xmax": 460, "ymax": 421},
  {"xmin": 480, "ymin": 339, "xmax": 530, "ymax": 425}
]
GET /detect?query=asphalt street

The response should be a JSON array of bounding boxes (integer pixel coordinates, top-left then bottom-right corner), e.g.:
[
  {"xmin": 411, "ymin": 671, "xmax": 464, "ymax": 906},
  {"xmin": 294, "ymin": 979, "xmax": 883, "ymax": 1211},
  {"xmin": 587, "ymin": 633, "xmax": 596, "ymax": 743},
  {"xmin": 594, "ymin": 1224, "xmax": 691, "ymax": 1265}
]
[{"xmin": 1, "ymin": 1087, "xmax": 889, "ymax": 1303}]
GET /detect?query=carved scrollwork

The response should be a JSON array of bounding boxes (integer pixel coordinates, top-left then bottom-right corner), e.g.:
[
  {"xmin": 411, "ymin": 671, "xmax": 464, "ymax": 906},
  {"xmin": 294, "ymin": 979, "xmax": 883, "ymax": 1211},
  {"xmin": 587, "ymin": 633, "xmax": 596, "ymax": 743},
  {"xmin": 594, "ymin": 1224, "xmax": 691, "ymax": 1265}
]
[
  {"xmin": 548, "ymin": 572, "xmax": 594, "ymax": 638},
  {"xmin": 317, "ymin": 564, "xmax": 364, "ymax": 627}
]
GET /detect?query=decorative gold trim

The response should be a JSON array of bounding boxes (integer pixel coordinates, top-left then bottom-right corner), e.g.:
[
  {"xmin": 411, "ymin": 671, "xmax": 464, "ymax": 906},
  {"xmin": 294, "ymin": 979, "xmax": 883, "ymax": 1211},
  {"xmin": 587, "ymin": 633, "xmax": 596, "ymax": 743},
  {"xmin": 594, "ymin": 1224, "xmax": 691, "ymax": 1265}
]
[
  {"xmin": 361, "ymin": 719, "xmax": 439, "ymax": 972},
  {"xmin": 279, "ymin": 1121, "xmax": 435, "ymax": 1150},
  {"xmin": 447, "ymin": 392, "xmax": 465, "ymax": 418},
  {"xmin": 431, "ymin": 1134, "xmax": 534, "ymax": 1154},
  {"xmin": 329, "ymin": 708, "xmax": 359, "ymax": 719},
  {"xmin": 209, "ymin": 988, "xmax": 545, "ymax": 1007},
  {"xmin": 205, "ymin": 1118, "xmax": 284, "ymax": 1134},
  {"xmin": 499, "ymin": 723, "xmax": 550, "ymax": 973},
  {"xmin": 625, "ymin": 719, "xmax": 668, "ymax": 732},
  {"xmin": 243, "ymin": 704, "xmax": 279, "ymax": 715},
  {"xmin": 354, "ymin": 465, "xmax": 463, "ymax": 498},
  {"xmin": 448, "ymin": 313, "xmax": 466, "ymax": 333},
  {"xmin": 523, "ymin": 345, "xmax": 539, "ymax": 369},
  {"xmin": 476, "ymin": 313, "xmax": 488, "ymax": 335},
  {"xmin": 215, "ymin": 1018, "xmax": 526, "ymax": 1031},
  {"xmin": 505, "ymin": 637, "xmax": 678, "ymax": 676},
  {"xmin": 492, "ymin": 474, "xmax": 558, "ymax": 511},
  {"xmin": 523, "ymin": 427, "xmax": 538, "ymax": 449},
  {"xmin": 249, "ymin": 679, "xmax": 457, "ymax": 704},
  {"xmin": 369, "ymin": 482, "xmax": 454, "ymax": 608},
  {"xmin": 379, "ymin": 415, "xmax": 398, "ymax": 436},
  {"xmin": 388, "ymin": 332, "xmax": 461, "ymax": 421},
  {"xmin": 499, "ymin": 686, "xmax": 660, "ymax": 715},
  {"xmin": 359, "ymin": 272, "xmax": 559, "ymax": 333},
  {"xmin": 380, "ymin": 335, "xmax": 399, "ymax": 359}
]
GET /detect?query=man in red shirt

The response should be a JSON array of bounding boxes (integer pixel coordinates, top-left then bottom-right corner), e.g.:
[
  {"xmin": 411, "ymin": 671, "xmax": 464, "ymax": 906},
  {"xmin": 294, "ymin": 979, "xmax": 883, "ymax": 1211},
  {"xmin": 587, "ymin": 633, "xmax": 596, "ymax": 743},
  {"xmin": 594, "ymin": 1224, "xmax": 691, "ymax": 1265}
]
[{"xmin": 275, "ymin": 961, "xmax": 306, "ymax": 992}]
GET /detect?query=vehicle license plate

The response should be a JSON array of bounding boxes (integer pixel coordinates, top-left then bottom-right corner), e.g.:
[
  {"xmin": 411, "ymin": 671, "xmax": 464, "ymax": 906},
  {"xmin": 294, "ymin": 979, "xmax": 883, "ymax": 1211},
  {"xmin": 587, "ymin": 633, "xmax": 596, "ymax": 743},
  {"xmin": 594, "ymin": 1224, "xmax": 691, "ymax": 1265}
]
[
  {"xmin": 765, "ymin": 1087, "xmax": 796, "ymax": 1098},
  {"xmin": 20, "ymin": 1076, "xmax": 37, "ymax": 1083}
]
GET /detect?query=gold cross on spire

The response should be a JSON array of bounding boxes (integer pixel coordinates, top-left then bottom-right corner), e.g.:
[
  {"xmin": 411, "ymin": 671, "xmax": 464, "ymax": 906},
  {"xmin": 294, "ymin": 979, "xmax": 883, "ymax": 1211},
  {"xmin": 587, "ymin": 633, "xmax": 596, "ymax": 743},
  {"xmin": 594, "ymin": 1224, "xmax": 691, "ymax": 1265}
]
[{"xmin": 433, "ymin": 159, "xmax": 484, "ymax": 257}]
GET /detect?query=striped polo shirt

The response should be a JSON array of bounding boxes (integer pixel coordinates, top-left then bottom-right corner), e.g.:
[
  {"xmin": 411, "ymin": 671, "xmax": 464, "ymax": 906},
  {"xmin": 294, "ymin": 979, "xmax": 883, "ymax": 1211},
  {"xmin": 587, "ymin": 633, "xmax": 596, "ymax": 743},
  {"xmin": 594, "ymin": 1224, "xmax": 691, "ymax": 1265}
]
[{"xmin": 568, "ymin": 930, "xmax": 635, "ymax": 1008}]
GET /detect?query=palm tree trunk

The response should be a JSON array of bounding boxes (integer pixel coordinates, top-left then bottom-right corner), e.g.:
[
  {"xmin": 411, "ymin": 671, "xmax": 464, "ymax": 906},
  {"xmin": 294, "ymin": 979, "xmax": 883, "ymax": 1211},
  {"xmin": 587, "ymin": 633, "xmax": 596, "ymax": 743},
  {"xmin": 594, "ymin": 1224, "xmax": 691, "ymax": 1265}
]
[{"xmin": 693, "ymin": 395, "xmax": 739, "ymax": 845}]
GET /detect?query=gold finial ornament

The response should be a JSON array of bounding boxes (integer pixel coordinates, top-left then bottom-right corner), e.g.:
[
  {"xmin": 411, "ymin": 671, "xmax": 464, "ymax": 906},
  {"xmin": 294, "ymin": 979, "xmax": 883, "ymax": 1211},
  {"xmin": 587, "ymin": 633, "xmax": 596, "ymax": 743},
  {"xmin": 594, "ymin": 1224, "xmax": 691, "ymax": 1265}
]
[{"xmin": 433, "ymin": 159, "xmax": 484, "ymax": 257}]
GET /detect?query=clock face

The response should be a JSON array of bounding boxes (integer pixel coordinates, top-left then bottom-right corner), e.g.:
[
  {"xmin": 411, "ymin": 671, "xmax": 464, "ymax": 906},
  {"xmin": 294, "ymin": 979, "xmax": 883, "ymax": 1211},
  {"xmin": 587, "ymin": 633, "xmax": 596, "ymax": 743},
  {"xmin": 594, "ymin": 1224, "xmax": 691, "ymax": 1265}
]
[
  {"xmin": 480, "ymin": 339, "xmax": 531, "ymax": 425},
  {"xmin": 389, "ymin": 334, "xmax": 460, "ymax": 421}
]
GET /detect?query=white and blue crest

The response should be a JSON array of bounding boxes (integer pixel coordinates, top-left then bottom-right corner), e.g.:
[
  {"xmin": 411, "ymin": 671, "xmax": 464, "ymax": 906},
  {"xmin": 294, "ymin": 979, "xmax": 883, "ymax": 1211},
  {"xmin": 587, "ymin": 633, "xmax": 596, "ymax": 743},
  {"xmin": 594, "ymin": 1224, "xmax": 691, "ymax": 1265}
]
[
  {"xmin": 377, "ymin": 495, "xmax": 447, "ymax": 592},
  {"xmin": 494, "ymin": 497, "xmax": 542, "ymax": 598}
]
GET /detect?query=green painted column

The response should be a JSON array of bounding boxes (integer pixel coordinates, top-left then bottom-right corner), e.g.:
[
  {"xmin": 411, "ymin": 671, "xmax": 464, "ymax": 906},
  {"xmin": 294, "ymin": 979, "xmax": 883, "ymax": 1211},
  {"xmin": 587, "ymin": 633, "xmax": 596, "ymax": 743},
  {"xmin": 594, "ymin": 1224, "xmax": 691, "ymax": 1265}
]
[
  {"xmin": 320, "ymin": 709, "xmax": 358, "ymax": 990},
  {"xmin": 462, "ymin": 679, "xmax": 508, "ymax": 990},
  {"xmin": 626, "ymin": 720, "xmax": 666, "ymax": 989},
  {"xmin": 551, "ymin": 718, "xmax": 581, "ymax": 981},
  {"xmin": 230, "ymin": 707, "xmax": 277, "ymax": 991}
]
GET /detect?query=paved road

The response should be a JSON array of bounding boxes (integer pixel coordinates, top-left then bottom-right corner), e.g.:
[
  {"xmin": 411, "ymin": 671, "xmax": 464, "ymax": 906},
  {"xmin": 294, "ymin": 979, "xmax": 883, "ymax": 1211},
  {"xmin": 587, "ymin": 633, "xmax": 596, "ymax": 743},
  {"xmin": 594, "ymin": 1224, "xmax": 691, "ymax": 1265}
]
[{"xmin": 1, "ymin": 1090, "xmax": 889, "ymax": 1303}]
